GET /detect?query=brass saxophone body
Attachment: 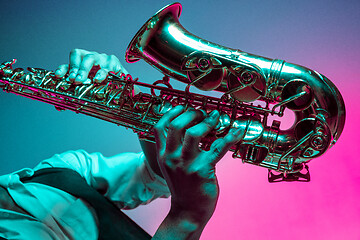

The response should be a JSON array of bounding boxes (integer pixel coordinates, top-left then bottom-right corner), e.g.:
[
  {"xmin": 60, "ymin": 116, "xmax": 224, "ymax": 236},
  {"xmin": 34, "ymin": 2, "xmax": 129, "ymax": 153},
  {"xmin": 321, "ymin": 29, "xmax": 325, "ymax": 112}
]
[{"xmin": 0, "ymin": 3, "xmax": 345, "ymax": 182}]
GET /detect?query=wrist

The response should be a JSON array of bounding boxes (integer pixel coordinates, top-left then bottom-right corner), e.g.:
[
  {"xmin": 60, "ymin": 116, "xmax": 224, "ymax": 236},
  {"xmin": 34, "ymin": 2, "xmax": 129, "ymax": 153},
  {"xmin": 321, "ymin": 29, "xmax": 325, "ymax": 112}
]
[
  {"xmin": 153, "ymin": 208, "xmax": 207, "ymax": 240},
  {"xmin": 168, "ymin": 205, "xmax": 211, "ymax": 229},
  {"xmin": 170, "ymin": 196, "xmax": 217, "ymax": 224}
]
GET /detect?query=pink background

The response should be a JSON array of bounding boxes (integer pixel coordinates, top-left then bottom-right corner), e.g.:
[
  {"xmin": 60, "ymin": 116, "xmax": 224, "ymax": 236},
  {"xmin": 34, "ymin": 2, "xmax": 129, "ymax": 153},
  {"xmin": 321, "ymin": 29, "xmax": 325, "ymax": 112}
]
[{"xmin": 1, "ymin": 0, "xmax": 359, "ymax": 239}]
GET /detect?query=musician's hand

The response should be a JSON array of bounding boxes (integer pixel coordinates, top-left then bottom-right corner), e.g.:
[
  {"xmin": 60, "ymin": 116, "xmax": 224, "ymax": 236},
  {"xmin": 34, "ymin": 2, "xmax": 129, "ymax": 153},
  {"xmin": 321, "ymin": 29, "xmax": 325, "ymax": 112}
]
[
  {"xmin": 55, "ymin": 49, "xmax": 128, "ymax": 84},
  {"xmin": 152, "ymin": 106, "xmax": 245, "ymax": 239}
]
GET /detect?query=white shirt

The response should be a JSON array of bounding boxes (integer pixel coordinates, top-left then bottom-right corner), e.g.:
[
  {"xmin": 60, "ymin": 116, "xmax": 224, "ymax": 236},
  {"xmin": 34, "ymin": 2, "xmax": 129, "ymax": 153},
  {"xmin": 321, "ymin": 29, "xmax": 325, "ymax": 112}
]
[{"xmin": 0, "ymin": 150, "xmax": 170, "ymax": 240}]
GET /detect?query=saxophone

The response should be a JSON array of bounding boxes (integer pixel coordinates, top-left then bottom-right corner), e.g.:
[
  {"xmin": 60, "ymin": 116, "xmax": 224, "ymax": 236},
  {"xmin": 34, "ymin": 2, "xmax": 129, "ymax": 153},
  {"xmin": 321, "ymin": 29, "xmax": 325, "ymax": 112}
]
[{"xmin": 0, "ymin": 3, "xmax": 345, "ymax": 182}]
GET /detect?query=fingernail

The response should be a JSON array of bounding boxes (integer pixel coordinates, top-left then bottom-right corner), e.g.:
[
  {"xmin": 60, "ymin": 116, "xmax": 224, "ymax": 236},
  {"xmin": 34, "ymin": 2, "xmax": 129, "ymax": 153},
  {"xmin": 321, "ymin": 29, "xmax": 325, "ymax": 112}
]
[
  {"xmin": 75, "ymin": 75, "xmax": 82, "ymax": 82},
  {"xmin": 94, "ymin": 71, "xmax": 103, "ymax": 81},
  {"xmin": 174, "ymin": 105, "xmax": 185, "ymax": 111},
  {"xmin": 95, "ymin": 71, "xmax": 101, "ymax": 78},
  {"xmin": 209, "ymin": 110, "xmax": 219, "ymax": 119},
  {"xmin": 83, "ymin": 78, "xmax": 91, "ymax": 84},
  {"xmin": 230, "ymin": 127, "xmax": 244, "ymax": 137},
  {"xmin": 55, "ymin": 69, "xmax": 62, "ymax": 76},
  {"xmin": 69, "ymin": 72, "xmax": 76, "ymax": 79}
]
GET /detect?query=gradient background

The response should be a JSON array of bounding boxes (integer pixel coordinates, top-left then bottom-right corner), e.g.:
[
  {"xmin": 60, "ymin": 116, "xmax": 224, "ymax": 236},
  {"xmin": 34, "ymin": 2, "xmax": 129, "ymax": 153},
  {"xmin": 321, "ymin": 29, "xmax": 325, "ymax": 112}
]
[{"xmin": 0, "ymin": 0, "xmax": 359, "ymax": 239}]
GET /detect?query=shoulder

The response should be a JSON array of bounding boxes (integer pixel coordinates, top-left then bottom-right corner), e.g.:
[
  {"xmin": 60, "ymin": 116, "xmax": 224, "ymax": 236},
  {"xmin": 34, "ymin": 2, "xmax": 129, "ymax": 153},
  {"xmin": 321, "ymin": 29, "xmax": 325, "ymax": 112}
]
[{"xmin": 33, "ymin": 149, "xmax": 93, "ymax": 172}]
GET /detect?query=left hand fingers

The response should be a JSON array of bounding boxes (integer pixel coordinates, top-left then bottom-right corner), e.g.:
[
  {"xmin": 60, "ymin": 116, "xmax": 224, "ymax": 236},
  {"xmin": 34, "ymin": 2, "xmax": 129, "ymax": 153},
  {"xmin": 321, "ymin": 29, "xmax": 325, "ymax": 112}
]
[
  {"xmin": 74, "ymin": 53, "xmax": 124, "ymax": 84},
  {"xmin": 60, "ymin": 49, "xmax": 124, "ymax": 84},
  {"xmin": 55, "ymin": 64, "xmax": 68, "ymax": 78},
  {"xmin": 93, "ymin": 55, "xmax": 126, "ymax": 83},
  {"xmin": 74, "ymin": 53, "xmax": 99, "ymax": 84},
  {"xmin": 68, "ymin": 48, "xmax": 84, "ymax": 82}
]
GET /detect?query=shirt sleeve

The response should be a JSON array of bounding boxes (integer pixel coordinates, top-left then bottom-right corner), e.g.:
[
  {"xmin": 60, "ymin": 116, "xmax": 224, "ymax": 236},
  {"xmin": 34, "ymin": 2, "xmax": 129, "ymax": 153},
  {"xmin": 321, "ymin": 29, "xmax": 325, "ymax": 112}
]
[{"xmin": 33, "ymin": 150, "xmax": 170, "ymax": 209}]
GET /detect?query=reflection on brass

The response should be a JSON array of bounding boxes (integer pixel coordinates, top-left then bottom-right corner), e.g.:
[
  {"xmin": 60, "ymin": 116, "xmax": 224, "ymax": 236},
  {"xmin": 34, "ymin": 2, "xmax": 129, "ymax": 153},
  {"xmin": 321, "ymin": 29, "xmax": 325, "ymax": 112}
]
[{"xmin": 0, "ymin": 4, "xmax": 345, "ymax": 182}]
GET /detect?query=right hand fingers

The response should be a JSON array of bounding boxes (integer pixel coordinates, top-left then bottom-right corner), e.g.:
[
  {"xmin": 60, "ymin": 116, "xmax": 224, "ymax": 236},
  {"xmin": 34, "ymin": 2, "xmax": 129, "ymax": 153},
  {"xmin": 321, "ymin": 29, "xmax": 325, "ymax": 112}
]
[
  {"xmin": 182, "ymin": 110, "xmax": 220, "ymax": 158},
  {"xmin": 165, "ymin": 109, "xmax": 205, "ymax": 154},
  {"xmin": 153, "ymin": 105, "xmax": 185, "ymax": 156},
  {"xmin": 206, "ymin": 127, "xmax": 245, "ymax": 166}
]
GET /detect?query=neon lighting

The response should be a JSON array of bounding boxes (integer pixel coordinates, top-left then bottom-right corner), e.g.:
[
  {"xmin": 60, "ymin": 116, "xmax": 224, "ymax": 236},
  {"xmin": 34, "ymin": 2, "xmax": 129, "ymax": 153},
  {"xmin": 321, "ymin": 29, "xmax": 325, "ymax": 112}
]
[{"xmin": 167, "ymin": 25, "xmax": 230, "ymax": 56}]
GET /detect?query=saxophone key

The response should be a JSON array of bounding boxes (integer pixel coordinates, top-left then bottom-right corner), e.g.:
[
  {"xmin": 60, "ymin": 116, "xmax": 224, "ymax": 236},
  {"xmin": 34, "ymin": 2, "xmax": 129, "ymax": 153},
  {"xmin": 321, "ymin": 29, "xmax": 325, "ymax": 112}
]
[
  {"xmin": 214, "ymin": 113, "xmax": 231, "ymax": 135},
  {"xmin": 238, "ymin": 143, "xmax": 269, "ymax": 165},
  {"xmin": 56, "ymin": 80, "xmax": 72, "ymax": 91},
  {"xmin": 232, "ymin": 116, "xmax": 264, "ymax": 142},
  {"xmin": 152, "ymin": 101, "xmax": 173, "ymax": 116}
]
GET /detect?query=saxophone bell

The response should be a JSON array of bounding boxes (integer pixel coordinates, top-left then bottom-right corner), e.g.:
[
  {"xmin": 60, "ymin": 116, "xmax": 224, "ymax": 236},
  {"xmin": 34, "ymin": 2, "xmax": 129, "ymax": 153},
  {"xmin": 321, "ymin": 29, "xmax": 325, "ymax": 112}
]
[
  {"xmin": 125, "ymin": 3, "xmax": 346, "ymax": 181},
  {"xmin": 125, "ymin": 2, "xmax": 267, "ymax": 102}
]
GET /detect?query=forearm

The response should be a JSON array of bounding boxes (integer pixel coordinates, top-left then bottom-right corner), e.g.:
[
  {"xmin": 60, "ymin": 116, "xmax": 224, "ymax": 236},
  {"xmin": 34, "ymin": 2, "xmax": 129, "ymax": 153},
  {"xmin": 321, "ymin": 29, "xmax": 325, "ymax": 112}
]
[
  {"xmin": 139, "ymin": 139, "xmax": 163, "ymax": 178},
  {"xmin": 152, "ymin": 208, "xmax": 208, "ymax": 240}
]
